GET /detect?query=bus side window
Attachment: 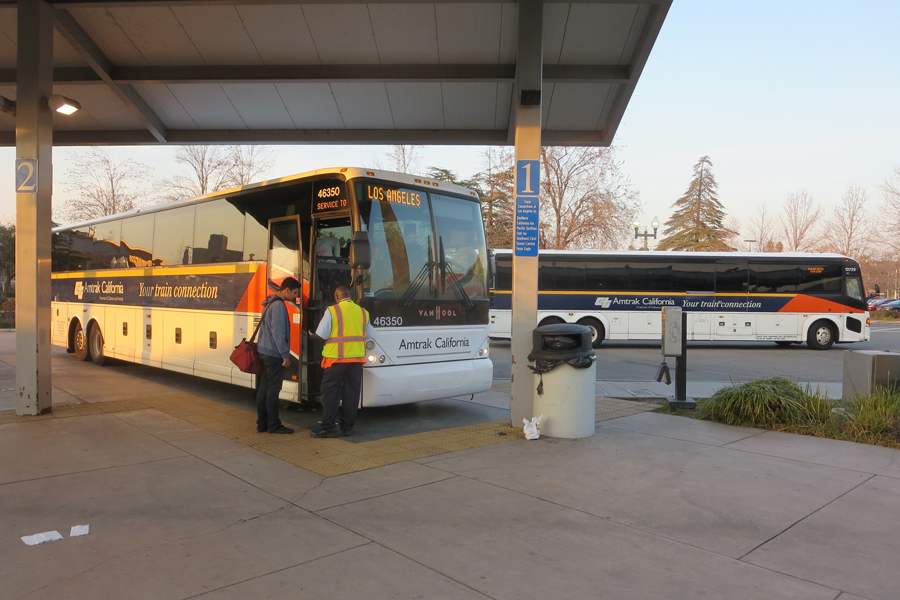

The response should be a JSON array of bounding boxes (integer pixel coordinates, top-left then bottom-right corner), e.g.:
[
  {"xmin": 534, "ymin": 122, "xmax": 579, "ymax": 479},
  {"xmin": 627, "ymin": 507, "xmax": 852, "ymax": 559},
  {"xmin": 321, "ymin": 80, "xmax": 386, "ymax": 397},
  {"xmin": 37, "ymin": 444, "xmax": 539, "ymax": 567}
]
[
  {"xmin": 495, "ymin": 260, "xmax": 512, "ymax": 291},
  {"xmin": 716, "ymin": 263, "xmax": 749, "ymax": 293},
  {"xmin": 193, "ymin": 200, "xmax": 246, "ymax": 263},
  {"xmin": 799, "ymin": 264, "xmax": 842, "ymax": 293},
  {"xmin": 586, "ymin": 262, "xmax": 627, "ymax": 291},
  {"xmin": 751, "ymin": 264, "xmax": 798, "ymax": 293}
]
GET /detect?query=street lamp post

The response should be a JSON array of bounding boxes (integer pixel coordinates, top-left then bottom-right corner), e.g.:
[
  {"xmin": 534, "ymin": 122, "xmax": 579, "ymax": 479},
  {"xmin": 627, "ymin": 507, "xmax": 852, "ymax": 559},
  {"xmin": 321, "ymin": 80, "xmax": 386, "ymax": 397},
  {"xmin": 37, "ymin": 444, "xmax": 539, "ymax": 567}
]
[
  {"xmin": 744, "ymin": 239, "xmax": 757, "ymax": 253},
  {"xmin": 632, "ymin": 216, "xmax": 660, "ymax": 250}
]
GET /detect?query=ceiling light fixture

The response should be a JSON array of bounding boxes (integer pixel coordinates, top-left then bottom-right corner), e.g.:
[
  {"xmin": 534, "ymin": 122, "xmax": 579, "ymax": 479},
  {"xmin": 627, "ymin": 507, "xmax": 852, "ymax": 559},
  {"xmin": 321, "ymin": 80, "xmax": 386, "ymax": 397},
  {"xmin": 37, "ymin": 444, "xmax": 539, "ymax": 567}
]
[{"xmin": 47, "ymin": 94, "xmax": 81, "ymax": 115}]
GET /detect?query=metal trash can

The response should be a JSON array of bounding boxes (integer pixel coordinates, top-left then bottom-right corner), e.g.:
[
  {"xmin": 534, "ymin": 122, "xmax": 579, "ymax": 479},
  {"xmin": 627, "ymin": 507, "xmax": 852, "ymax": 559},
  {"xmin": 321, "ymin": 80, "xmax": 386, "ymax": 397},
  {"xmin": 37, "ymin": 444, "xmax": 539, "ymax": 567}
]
[
  {"xmin": 842, "ymin": 350, "xmax": 900, "ymax": 399},
  {"xmin": 528, "ymin": 324, "xmax": 596, "ymax": 438}
]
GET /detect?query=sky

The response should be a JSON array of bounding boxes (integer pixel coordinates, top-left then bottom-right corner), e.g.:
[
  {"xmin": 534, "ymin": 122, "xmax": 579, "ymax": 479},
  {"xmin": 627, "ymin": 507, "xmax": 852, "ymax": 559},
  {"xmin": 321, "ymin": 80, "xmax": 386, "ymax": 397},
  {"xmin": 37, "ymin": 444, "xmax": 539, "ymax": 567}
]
[{"xmin": 2, "ymin": 0, "xmax": 898, "ymax": 245}]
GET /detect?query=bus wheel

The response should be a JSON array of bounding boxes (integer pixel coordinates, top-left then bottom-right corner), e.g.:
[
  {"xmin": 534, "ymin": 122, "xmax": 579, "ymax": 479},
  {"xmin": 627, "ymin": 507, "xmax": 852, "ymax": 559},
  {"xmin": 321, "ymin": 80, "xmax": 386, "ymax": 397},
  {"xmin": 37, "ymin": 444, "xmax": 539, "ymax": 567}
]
[
  {"xmin": 538, "ymin": 316, "xmax": 564, "ymax": 327},
  {"xmin": 88, "ymin": 323, "xmax": 107, "ymax": 365},
  {"xmin": 807, "ymin": 321, "xmax": 836, "ymax": 350},
  {"xmin": 578, "ymin": 317, "xmax": 605, "ymax": 349},
  {"xmin": 73, "ymin": 321, "xmax": 90, "ymax": 361}
]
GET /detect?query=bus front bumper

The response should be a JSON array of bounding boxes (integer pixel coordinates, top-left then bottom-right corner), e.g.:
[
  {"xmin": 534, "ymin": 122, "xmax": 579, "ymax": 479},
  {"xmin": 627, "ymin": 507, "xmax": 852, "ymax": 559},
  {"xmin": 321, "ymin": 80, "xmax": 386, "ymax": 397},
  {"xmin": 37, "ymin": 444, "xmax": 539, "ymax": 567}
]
[{"xmin": 363, "ymin": 358, "xmax": 493, "ymax": 407}]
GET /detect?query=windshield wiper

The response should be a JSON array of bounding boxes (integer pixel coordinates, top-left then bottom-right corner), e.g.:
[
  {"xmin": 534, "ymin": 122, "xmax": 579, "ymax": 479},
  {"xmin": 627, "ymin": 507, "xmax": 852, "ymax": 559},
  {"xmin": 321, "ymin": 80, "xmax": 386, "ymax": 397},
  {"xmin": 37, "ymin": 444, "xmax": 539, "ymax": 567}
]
[
  {"xmin": 400, "ymin": 235, "xmax": 435, "ymax": 307},
  {"xmin": 439, "ymin": 236, "xmax": 474, "ymax": 309}
]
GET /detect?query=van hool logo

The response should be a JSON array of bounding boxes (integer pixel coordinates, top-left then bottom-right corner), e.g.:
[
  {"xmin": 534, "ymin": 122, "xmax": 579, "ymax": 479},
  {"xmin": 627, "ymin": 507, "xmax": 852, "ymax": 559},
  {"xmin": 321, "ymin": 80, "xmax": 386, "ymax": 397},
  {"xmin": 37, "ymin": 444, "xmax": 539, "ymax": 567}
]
[
  {"xmin": 417, "ymin": 305, "xmax": 459, "ymax": 320},
  {"xmin": 74, "ymin": 281, "xmax": 85, "ymax": 300},
  {"xmin": 595, "ymin": 297, "xmax": 612, "ymax": 308}
]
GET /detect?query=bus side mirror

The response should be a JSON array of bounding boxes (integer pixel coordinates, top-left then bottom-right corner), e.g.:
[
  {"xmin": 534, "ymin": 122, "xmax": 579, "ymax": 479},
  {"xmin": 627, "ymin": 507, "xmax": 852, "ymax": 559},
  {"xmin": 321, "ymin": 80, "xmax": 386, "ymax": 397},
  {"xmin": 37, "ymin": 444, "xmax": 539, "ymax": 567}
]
[
  {"xmin": 875, "ymin": 283, "xmax": 881, "ymax": 294},
  {"xmin": 487, "ymin": 248, "xmax": 496, "ymax": 287},
  {"xmin": 350, "ymin": 231, "xmax": 371, "ymax": 269}
]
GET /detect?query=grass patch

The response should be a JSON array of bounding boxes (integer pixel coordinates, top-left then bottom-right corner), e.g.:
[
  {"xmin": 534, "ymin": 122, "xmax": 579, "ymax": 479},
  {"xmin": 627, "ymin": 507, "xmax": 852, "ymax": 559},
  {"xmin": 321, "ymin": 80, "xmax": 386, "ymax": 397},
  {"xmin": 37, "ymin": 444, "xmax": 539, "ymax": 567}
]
[{"xmin": 687, "ymin": 377, "xmax": 900, "ymax": 449}]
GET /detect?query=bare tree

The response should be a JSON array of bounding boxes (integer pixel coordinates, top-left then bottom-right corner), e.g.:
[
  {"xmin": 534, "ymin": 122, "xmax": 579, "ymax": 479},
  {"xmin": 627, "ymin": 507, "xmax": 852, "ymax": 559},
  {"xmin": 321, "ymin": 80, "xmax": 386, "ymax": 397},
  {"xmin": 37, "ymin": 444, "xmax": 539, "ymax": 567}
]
[
  {"xmin": 156, "ymin": 145, "xmax": 275, "ymax": 202},
  {"xmin": 539, "ymin": 146, "xmax": 640, "ymax": 250},
  {"xmin": 822, "ymin": 184, "xmax": 873, "ymax": 257},
  {"xmin": 224, "ymin": 145, "xmax": 276, "ymax": 187},
  {"xmin": 779, "ymin": 190, "xmax": 821, "ymax": 252},
  {"xmin": 881, "ymin": 166, "xmax": 900, "ymax": 254},
  {"xmin": 722, "ymin": 216, "xmax": 743, "ymax": 251},
  {"xmin": 372, "ymin": 145, "xmax": 424, "ymax": 174},
  {"xmin": 58, "ymin": 147, "xmax": 151, "ymax": 222},
  {"xmin": 749, "ymin": 203, "xmax": 778, "ymax": 252}
]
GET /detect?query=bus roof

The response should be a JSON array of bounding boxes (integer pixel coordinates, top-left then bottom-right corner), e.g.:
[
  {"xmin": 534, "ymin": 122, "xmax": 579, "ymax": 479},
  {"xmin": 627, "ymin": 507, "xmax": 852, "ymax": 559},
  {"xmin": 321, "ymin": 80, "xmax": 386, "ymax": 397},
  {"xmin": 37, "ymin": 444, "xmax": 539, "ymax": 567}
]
[
  {"xmin": 54, "ymin": 167, "xmax": 479, "ymax": 232},
  {"xmin": 490, "ymin": 249, "xmax": 856, "ymax": 261}
]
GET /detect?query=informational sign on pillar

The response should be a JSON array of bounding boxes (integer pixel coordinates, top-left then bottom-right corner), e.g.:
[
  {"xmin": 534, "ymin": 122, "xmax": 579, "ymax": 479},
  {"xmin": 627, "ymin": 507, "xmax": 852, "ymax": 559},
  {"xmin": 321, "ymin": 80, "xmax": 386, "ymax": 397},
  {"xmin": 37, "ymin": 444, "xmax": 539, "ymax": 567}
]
[
  {"xmin": 514, "ymin": 195, "xmax": 539, "ymax": 257},
  {"xmin": 515, "ymin": 159, "xmax": 540, "ymax": 257}
]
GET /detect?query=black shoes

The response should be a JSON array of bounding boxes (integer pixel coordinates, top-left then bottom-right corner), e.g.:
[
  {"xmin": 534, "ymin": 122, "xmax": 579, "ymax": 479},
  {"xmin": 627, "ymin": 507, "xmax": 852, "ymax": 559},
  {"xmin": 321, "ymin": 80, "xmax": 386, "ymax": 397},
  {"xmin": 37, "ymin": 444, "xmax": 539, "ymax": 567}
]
[
  {"xmin": 311, "ymin": 428, "xmax": 340, "ymax": 439},
  {"xmin": 341, "ymin": 430, "xmax": 353, "ymax": 437},
  {"xmin": 269, "ymin": 425, "xmax": 295, "ymax": 435},
  {"xmin": 257, "ymin": 427, "xmax": 267, "ymax": 433}
]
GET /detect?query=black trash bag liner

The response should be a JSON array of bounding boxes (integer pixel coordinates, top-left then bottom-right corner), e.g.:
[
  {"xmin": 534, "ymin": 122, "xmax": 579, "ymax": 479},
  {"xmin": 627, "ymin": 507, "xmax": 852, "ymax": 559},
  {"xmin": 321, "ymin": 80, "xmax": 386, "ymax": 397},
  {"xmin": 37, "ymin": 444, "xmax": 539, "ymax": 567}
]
[
  {"xmin": 527, "ymin": 355, "xmax": 596, "ymax": 395},
  {"xmin": 541, "ymin": 335, "xmax": 579, "ymax": 352}
]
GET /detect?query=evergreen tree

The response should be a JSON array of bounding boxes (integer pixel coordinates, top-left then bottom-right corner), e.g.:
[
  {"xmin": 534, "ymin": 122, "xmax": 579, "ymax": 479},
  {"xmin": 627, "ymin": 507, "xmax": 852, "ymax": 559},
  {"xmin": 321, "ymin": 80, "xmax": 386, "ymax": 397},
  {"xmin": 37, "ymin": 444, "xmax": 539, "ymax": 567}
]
[{"xmin": 657, "ymin": 156, "xmax": 731, "ymax": 251}]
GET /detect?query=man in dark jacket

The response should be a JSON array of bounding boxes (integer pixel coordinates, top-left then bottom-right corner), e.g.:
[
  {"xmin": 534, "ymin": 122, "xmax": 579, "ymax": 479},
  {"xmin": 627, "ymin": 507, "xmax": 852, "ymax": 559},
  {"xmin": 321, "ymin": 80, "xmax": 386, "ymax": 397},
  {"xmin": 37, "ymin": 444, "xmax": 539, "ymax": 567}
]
[{"xmin": 256, "ymin": 277, "xmax": 301, "ymax": 434}]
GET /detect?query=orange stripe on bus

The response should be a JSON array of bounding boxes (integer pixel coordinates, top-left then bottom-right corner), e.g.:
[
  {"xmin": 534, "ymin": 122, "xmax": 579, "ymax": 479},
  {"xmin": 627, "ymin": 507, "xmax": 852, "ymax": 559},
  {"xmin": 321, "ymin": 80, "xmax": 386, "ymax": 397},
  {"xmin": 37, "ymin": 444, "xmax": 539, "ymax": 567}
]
[
  {"xmin": 778, "ymin": 295, "xmax": 865, "ymax": 314},
  {"xmin": 234, "ymin": 265, "xmax": 269, "ymax": 314}
]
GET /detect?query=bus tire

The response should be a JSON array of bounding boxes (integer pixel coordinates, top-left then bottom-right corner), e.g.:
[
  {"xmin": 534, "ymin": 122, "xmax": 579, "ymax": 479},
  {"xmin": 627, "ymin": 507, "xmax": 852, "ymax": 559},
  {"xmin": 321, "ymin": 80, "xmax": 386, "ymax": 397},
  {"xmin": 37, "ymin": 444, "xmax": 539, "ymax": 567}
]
[
  {"xmin": 73, "ymin": 321, "xmax": 90, "ymax": 361},
  {"xmin": 807, "ymin": 320, "xmax": 836, "ymax": 350},
  {"xmin": 538, "ymin": 316, "xmax": 565, "ymax": 327},
  {"xmin": 578, "ymin": 317, "xmax": 605, "ymax": 349},
  {"xmin": 88, "ymin": 323, "xmax": 107, "ymax": 365}
]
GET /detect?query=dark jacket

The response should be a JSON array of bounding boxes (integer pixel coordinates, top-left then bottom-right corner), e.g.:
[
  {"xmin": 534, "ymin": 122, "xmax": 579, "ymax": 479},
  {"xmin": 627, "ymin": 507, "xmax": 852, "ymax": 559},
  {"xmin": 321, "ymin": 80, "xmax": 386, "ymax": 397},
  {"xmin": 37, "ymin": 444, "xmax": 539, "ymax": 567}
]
[{"xmin": 256, "ymin": 295, "xmax": 290, "ymax": 359}]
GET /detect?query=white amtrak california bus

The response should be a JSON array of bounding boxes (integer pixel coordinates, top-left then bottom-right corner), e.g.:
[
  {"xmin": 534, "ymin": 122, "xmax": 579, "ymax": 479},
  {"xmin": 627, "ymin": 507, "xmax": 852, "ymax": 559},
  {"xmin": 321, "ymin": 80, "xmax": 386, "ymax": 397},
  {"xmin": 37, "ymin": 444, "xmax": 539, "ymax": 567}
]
[
  {"xmin": 50, "ymin": 168, "xmax": 492, "ymax": 408},
  {"xmin": 490, "ymin": 249, "xmax": 870, "ymax": 350}
]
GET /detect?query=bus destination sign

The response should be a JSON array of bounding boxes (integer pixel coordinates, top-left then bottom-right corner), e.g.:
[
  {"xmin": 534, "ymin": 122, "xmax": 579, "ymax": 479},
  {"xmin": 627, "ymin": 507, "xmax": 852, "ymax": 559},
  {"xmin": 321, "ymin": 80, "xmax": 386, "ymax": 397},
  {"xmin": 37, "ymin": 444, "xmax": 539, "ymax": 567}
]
[
  {"xmin": 365, "ymin": 184, "xmax": 423, "ymax": 207},
  {"xmin": 312, "ymin": 179, "xmax": 349, "ymax": 214}
]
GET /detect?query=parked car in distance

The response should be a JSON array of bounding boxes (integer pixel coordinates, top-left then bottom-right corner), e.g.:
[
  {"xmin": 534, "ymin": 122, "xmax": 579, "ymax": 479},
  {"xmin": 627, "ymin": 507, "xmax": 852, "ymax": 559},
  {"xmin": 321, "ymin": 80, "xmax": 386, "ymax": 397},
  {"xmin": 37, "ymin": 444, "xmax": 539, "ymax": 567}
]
[
  {"xmin": 880, "ymin": 299, "xmax": 900, "ymax": 312},
  {"xmin": 868, "ymin": 297, "xmax": 896, "ymax": 310}
]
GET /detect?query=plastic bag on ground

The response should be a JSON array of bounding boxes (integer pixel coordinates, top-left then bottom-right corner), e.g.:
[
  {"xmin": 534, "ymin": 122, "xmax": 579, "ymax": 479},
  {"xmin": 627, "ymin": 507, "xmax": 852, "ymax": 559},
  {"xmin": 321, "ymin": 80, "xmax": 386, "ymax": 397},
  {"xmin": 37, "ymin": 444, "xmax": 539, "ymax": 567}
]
[{"xmin": 523, "ymin": 415, "xmax": 543, "ymax": 440}]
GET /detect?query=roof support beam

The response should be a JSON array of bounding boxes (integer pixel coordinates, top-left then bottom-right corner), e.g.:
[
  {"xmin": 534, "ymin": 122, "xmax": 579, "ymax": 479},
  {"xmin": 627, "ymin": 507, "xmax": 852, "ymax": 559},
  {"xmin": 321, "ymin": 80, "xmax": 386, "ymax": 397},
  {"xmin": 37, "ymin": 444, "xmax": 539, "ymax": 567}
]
[
  {"xmin": 27, "ymin": 0, "xmax": 656, "ymax": 7},
  {"xmin": 52, "ymin": 8, "xmax": 168, "ymax": 142},
  {"xmin": 0, "ymin": 65, "xmax": 629, "ymax": 86},
  {"xmin": 0, "ymin": 128, "xmax": 618, "ymax": 146}
]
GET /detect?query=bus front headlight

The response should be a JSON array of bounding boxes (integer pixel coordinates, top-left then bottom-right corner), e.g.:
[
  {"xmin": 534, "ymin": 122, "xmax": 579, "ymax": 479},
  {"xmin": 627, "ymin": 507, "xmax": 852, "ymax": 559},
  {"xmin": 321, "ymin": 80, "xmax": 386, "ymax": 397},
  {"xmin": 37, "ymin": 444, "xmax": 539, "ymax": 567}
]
[{"xmin": 367, "ymin": 354, "xmax": 377, "ymax": 362}]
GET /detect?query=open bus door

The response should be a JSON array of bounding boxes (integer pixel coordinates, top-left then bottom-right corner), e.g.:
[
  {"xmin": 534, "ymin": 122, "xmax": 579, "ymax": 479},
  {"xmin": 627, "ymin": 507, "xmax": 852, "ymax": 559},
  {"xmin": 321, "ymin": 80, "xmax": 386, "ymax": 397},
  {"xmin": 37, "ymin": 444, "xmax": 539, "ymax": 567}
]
[
  {"xmin": 306, "ymin": 216, "xmax": 354, "ymax": 403},
  {"xmin": 267, "ymin": 216, "xmax": 305, "ymax": 403}
]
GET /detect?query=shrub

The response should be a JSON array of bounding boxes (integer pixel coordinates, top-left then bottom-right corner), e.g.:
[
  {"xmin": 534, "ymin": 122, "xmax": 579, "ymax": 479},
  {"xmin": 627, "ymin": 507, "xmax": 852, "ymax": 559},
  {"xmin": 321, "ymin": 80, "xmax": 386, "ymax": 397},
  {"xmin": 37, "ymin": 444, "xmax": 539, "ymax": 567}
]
[
  {"xmin": 1, "ymin": 298, "xmax": 13, "ymax": 311},
  {"xmin": 698, "ymin": 377, "xmax": 835, "ymax": 429},
  {"xmin": 696, "ymin": 378, "xmax": 900, "ymax": 449},
  {"xmin": 843, "ymin": 388, "xmax": 900, "ymax": 445}
]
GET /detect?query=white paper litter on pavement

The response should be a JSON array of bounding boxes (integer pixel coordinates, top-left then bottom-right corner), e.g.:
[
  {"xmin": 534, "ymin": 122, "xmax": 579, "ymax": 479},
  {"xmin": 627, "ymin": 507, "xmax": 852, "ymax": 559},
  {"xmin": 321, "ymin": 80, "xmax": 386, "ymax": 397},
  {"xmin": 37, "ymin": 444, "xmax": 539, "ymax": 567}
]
[
  {"xmin": 70, "ymin": 525, "xmax": 90, "ymax": 537},
  {"xmin": 21, "ymin": 531, "xmax": 64, "ymax": 546}
]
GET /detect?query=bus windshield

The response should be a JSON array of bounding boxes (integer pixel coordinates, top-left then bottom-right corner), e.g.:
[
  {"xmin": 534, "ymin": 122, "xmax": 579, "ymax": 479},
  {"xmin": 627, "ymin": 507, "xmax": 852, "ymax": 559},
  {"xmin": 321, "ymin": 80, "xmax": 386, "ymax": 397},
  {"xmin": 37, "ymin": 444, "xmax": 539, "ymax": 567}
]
[{"xmin": 356, "ymin": 182, "xmax": 487, "ymax": 301}]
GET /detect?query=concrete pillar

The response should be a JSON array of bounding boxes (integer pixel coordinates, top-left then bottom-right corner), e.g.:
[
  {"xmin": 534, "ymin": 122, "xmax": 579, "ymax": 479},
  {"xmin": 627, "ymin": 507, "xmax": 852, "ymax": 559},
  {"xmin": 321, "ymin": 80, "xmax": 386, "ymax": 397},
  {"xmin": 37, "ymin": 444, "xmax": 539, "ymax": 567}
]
[
  {"xmin": 15, "ymin": 0, "xmax": 55, "ymax": 415},
  {"xmin": 509, "ymin": 0, "xmax": 542, "ymax": 425}
]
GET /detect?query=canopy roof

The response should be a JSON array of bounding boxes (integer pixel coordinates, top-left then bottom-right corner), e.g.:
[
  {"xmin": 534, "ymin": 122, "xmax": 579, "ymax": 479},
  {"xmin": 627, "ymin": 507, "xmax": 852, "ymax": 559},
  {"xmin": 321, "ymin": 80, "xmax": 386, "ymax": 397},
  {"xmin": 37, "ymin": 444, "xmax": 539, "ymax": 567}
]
[{"xmin": 0, "ymin": 0, "xmax": 670, "ymax": 146}]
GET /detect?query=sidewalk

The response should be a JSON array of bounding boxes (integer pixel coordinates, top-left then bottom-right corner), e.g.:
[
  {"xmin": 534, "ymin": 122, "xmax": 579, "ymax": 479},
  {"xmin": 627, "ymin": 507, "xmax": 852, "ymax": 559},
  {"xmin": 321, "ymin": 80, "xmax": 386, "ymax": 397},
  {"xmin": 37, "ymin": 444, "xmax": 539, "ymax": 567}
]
[{"xmin": 3, "ymin": 343, "xmax": 900, "ymax": 598}]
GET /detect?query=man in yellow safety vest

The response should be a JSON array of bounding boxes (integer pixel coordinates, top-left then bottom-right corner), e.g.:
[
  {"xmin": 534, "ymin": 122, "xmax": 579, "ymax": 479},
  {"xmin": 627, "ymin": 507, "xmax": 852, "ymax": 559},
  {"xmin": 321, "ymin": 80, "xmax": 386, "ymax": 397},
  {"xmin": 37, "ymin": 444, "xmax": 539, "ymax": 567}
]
[{"xmin": 311, "ymin": 285, "xmax": 369, "ymax": 438}]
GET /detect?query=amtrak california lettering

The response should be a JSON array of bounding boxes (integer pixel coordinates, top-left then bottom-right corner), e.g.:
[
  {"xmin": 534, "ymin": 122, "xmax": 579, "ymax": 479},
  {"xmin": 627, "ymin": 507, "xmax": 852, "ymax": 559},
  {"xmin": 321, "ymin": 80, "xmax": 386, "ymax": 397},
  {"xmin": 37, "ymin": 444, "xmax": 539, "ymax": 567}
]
[{"xmin": 54, "ymin": 273, "xmax": 255, "ymax": 311}]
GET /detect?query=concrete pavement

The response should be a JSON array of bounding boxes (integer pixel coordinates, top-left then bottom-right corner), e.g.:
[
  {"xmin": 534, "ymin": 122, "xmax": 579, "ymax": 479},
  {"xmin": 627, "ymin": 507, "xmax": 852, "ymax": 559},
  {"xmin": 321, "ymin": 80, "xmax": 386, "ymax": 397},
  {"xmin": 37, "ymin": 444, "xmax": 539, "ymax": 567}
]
[{"xmin": 3, "ymin": 334, "xmax": 900, "ymax": 599}]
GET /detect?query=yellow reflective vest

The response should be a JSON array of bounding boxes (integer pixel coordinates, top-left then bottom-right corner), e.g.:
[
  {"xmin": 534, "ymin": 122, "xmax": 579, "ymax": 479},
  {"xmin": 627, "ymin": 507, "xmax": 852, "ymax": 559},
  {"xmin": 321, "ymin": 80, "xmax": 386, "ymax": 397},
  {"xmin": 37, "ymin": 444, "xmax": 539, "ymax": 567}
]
[{"xmin": 322, "ymin": 299, "xmax": 369, "ymax": 359}]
